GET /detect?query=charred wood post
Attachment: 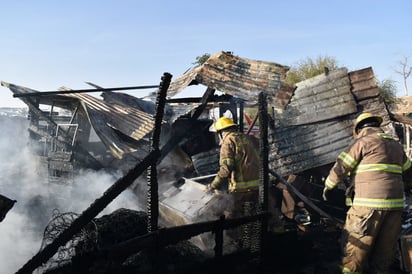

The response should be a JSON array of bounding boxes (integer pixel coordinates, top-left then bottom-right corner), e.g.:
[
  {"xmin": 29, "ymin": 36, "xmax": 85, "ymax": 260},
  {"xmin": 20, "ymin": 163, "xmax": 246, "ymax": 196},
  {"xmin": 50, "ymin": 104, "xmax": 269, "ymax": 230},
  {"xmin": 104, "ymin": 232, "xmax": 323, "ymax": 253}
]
[
  {"xmin": 147, "ymin": 72, "xmax": 171, "ymax": 233},
  {"xmin": 214, "ymin": 215, "xmax": 225, "ymax": 258},
  {"xmin": 258, "ymin": 92, "xmax": 269, "ymax": 267}
]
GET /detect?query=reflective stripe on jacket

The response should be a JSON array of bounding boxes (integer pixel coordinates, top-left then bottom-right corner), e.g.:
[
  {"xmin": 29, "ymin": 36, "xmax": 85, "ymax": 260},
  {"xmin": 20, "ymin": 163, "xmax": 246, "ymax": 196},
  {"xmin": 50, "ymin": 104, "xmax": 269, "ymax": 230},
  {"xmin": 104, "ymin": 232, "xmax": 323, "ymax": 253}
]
[
  {"xmin": 216, "ymin": 131, "xmax": 260, "ymax": 192},
  {"xmin": 325, "ymin": 127, "xmax": 412, "ymax": 210}
]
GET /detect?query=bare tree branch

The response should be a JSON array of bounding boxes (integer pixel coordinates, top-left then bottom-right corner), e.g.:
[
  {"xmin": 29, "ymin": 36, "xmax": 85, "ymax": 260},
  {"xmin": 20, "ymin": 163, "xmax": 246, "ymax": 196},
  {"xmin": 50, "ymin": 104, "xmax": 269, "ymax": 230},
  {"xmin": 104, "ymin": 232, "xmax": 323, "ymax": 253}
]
[{"xmin": 394, "ymin": 56, "xmax": 411, "ymax": 96}]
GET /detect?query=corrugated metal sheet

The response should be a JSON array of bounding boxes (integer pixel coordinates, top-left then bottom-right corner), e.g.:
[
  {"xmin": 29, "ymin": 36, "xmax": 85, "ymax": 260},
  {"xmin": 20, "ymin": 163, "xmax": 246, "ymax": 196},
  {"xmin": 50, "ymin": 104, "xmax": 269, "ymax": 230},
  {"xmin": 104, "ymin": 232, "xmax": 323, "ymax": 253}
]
[
  {"xmin": 167, "ymin": 51, "xmax": 295, "ymax": 108},
  {"xmin": 64, "ymin": 93, "xmax": 155, "ymax": 158},
  {"xmin": 1, "ymin": 81, "xmax": 155, "ymax": 159},
  {"xmin": 269, "ymin": 67, "xmax": 394, "ymax": 177}
]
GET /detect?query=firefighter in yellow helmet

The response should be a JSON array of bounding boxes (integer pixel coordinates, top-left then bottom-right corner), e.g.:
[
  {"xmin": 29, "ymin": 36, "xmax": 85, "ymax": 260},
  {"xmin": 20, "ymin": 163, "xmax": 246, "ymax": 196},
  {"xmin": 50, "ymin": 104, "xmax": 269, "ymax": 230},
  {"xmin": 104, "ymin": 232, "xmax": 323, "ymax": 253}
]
[
  {"xmin": 323, "ymin": 112, "xmax": 412, "ymax": 274},
  {"xmin": 206, "ymin": 116, "xmax": 260, "ymax": 240}
]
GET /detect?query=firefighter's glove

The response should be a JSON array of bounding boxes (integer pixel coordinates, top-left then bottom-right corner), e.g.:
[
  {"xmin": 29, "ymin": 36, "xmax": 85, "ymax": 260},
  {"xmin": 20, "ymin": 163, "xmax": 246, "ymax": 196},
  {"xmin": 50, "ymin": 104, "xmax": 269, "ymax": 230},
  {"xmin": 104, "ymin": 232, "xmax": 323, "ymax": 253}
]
[
  {"xmin": 204, "ymin": 184, "xmax": 215, "ymax": 194},
  {"xmin": 322, "ymin": 187, "xmax": 329, "ymax": 201}
]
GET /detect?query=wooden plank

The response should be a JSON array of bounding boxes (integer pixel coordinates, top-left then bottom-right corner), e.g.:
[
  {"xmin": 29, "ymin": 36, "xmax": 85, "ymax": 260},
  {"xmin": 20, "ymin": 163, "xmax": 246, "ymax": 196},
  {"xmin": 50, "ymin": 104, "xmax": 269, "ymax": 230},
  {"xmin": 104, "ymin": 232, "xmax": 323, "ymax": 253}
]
[
  {"xmin": 348, "ymin": 67, "xmax": 374, "ymax": 83},
  {"xmin": 270, "ymin": 118, "xmax": 353, "ymax": 176},
  {"xmin": 351, "ymin": 87, "xmax": 380, "ymax": 101},
  {"xmin": 278, "ymin": 68, "xmax": 357, "ymax": 125}
]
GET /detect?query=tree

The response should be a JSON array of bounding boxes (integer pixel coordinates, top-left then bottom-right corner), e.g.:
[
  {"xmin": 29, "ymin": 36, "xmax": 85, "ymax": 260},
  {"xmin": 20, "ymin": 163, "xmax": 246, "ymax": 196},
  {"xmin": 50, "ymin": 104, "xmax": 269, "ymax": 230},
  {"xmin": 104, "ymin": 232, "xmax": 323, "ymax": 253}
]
[
  {"xmin": 192, "ymin": 53, "xmax": 211, "ymax": 66},
  {"xmin": 285, "ymin": 55, "xmax": 339, "ymax": 85},
  {"xmin": 376, "ymin": 79, "xmax": 398, "ymax": 111},
  {"xmin": 394, "ymin": 56, "xmax": 412, "ymax": 96},
  {"xmin": 284, "ymin": 55, "xmax": 397, "ymax": 109}
]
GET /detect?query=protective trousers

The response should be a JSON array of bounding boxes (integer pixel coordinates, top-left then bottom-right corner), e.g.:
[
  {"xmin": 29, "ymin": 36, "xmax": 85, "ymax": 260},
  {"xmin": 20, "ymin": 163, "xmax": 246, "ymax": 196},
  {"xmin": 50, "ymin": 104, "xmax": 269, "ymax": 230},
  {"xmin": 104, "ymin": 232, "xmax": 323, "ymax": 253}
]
[{"xmin": 341, "ymin": 205, "xmax": 402, "ymax": 273}]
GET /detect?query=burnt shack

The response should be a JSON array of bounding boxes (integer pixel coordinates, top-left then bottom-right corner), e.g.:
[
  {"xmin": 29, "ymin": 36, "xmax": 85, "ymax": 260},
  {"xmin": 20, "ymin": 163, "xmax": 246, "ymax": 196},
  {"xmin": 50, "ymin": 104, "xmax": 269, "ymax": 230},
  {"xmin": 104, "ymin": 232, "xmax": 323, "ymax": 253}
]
[{"xmin": 2, "ymin": 51, "xmax": 412, "ymax": 274}]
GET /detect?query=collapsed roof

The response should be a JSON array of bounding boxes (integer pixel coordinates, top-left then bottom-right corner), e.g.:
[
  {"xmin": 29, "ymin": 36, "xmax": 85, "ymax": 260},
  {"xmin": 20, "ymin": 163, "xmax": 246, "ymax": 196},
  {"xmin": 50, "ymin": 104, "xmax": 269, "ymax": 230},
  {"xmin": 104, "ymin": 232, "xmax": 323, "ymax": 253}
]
[
  {"xmin": 167, "ymin": 51, "xmax": 295, "ymax": 108},
  {"xmin": 1, "ymin": 81, "xmax": 155, "ymax": 159},
  {"xmin": 0, "ymin": 53, "xmax": 397, "ymax": 179}
]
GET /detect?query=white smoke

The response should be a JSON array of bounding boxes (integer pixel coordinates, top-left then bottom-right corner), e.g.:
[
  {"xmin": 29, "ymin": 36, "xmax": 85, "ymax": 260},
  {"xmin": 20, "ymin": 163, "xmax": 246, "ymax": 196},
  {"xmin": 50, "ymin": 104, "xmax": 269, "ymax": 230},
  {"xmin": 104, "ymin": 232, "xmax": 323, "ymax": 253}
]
[{"xmin": 0, "ymin": 115, "xmax": 142, "ymax": 273}]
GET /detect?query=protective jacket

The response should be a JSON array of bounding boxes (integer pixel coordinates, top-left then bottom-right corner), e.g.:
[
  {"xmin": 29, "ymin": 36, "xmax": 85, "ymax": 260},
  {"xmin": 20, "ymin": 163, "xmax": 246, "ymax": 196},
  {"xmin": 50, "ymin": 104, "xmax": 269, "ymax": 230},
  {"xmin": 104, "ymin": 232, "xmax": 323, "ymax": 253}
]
[
  {"xmin": 211, "ymin": 131, "xmax": 260, "ymax": 192},
  {"xmin": 325, "ymin": 127, "xmax": 412, "ymax": 210}
]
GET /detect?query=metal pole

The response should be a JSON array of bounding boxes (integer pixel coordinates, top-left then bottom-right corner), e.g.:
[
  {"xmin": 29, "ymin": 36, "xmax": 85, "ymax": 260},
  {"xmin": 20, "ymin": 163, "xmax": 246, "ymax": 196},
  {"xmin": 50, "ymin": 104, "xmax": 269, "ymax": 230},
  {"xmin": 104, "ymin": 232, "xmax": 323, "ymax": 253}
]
[{"xmin": 13, "ymin": 85, "xmax": 159, "ymax": 97}]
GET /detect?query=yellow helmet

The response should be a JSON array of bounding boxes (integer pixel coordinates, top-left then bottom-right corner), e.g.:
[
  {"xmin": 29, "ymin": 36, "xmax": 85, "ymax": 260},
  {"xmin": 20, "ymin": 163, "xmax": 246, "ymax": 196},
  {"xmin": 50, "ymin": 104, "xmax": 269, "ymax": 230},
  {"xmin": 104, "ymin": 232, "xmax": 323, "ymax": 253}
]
[
  {"xmin": 213, "ymin": 117, "xmax": 237, "ymax": 132},
  {"xmin": 353, "ymin": 112, "xmax": 383, "ymax": 136}
]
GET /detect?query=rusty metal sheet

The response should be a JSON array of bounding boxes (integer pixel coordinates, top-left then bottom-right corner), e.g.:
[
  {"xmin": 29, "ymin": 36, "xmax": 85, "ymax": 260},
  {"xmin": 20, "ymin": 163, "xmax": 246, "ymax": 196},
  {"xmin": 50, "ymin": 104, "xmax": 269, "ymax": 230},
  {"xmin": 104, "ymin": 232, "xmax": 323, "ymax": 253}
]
[
  {"xmin": 65, "ymin": 93, "xmax": 154, "ymax": 140},
  {"xmin": 167, "ymin": 51, "xmax": 294, "ymax": 108},
  {"xmin": 1, "ymin": 81, "xmax": 155, "ymax": 159}
]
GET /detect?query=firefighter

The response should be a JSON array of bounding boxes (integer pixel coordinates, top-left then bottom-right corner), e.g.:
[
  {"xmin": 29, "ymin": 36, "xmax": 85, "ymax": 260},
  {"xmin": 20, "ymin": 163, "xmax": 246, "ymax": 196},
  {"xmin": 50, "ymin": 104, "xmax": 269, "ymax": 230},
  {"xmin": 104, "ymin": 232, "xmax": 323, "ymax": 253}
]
[
  {"xmin": 206, "ymin": 116, "xmax": 260, "ymax": 221},
  {"xmin": 322, "ymin": 112, "xmax": 412, "ymax": 274}
]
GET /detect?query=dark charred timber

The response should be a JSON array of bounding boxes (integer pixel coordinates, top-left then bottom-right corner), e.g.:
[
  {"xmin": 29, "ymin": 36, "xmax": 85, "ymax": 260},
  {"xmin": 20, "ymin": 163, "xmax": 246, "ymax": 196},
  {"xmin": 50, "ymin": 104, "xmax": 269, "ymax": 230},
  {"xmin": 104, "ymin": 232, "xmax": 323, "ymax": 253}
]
[
  {"xmin": 159, "ymin": 87, "xmax": 215, "ymax": 160},
  {"xmin": 258, "ymin": 92, "xmax": 269, "ymax": 269},
  {"xmin": 268, "ymin": 169, "xmax": 344, "ymax": 226},
  {"xmin": 214, "ymin": 215, "xmax": 225, "ymax": 258},
  {"xmin": 73, "ymin": 212, "xmax": 268, "ymax": 263},
  {"xmin": 13, "ymin": 85, "xmax": 159, "ymax": 97},
  {"xmin": 147, "ymin": 72, "xmax": 171, "ymax": 232},
  {"xmin": 166, "ymin": 94, "xmax": 242, "ymax": 104}
]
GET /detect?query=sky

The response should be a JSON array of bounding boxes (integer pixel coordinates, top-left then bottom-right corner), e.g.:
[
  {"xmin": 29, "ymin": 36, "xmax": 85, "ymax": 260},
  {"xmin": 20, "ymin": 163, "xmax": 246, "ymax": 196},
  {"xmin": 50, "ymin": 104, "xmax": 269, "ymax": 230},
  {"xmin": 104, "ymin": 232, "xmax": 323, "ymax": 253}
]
[{"xmin": 0, "ymin": 1, "xmax": 411, "ymax": 108}]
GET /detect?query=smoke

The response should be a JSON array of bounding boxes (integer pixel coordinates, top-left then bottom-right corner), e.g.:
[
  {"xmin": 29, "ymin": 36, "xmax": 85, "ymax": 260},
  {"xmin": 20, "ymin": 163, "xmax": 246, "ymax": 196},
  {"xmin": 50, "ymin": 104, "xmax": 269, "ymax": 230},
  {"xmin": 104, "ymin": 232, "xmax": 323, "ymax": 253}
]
[{"xmin": 0, "ymin": 115, "xmax": 142, "ymax": 273}]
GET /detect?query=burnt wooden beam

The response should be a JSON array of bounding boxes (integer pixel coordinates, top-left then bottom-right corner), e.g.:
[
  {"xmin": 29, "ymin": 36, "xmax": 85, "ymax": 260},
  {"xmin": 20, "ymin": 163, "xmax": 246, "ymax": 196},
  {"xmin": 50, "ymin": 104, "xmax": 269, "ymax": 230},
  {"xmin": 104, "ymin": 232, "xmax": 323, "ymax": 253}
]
[
  {"xmin": 166, "ymin": 93, "xmax": 239, "ymax": 104},
  {"xmin": 147, "ymin": 73, "xmax": 171, "ymax": 232},
  {"xmin": 268, "ymin": 169, "xmax": 344, "ymax": 226}
]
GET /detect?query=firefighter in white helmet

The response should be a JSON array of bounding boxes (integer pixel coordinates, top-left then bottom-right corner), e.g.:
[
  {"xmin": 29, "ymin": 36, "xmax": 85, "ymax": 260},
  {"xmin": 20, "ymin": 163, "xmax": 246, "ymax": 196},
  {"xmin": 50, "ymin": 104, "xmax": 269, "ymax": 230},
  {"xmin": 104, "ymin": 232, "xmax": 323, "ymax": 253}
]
[{"xmin": 323, "ymin": 112, "xmax": 412, "ymax": 274}]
